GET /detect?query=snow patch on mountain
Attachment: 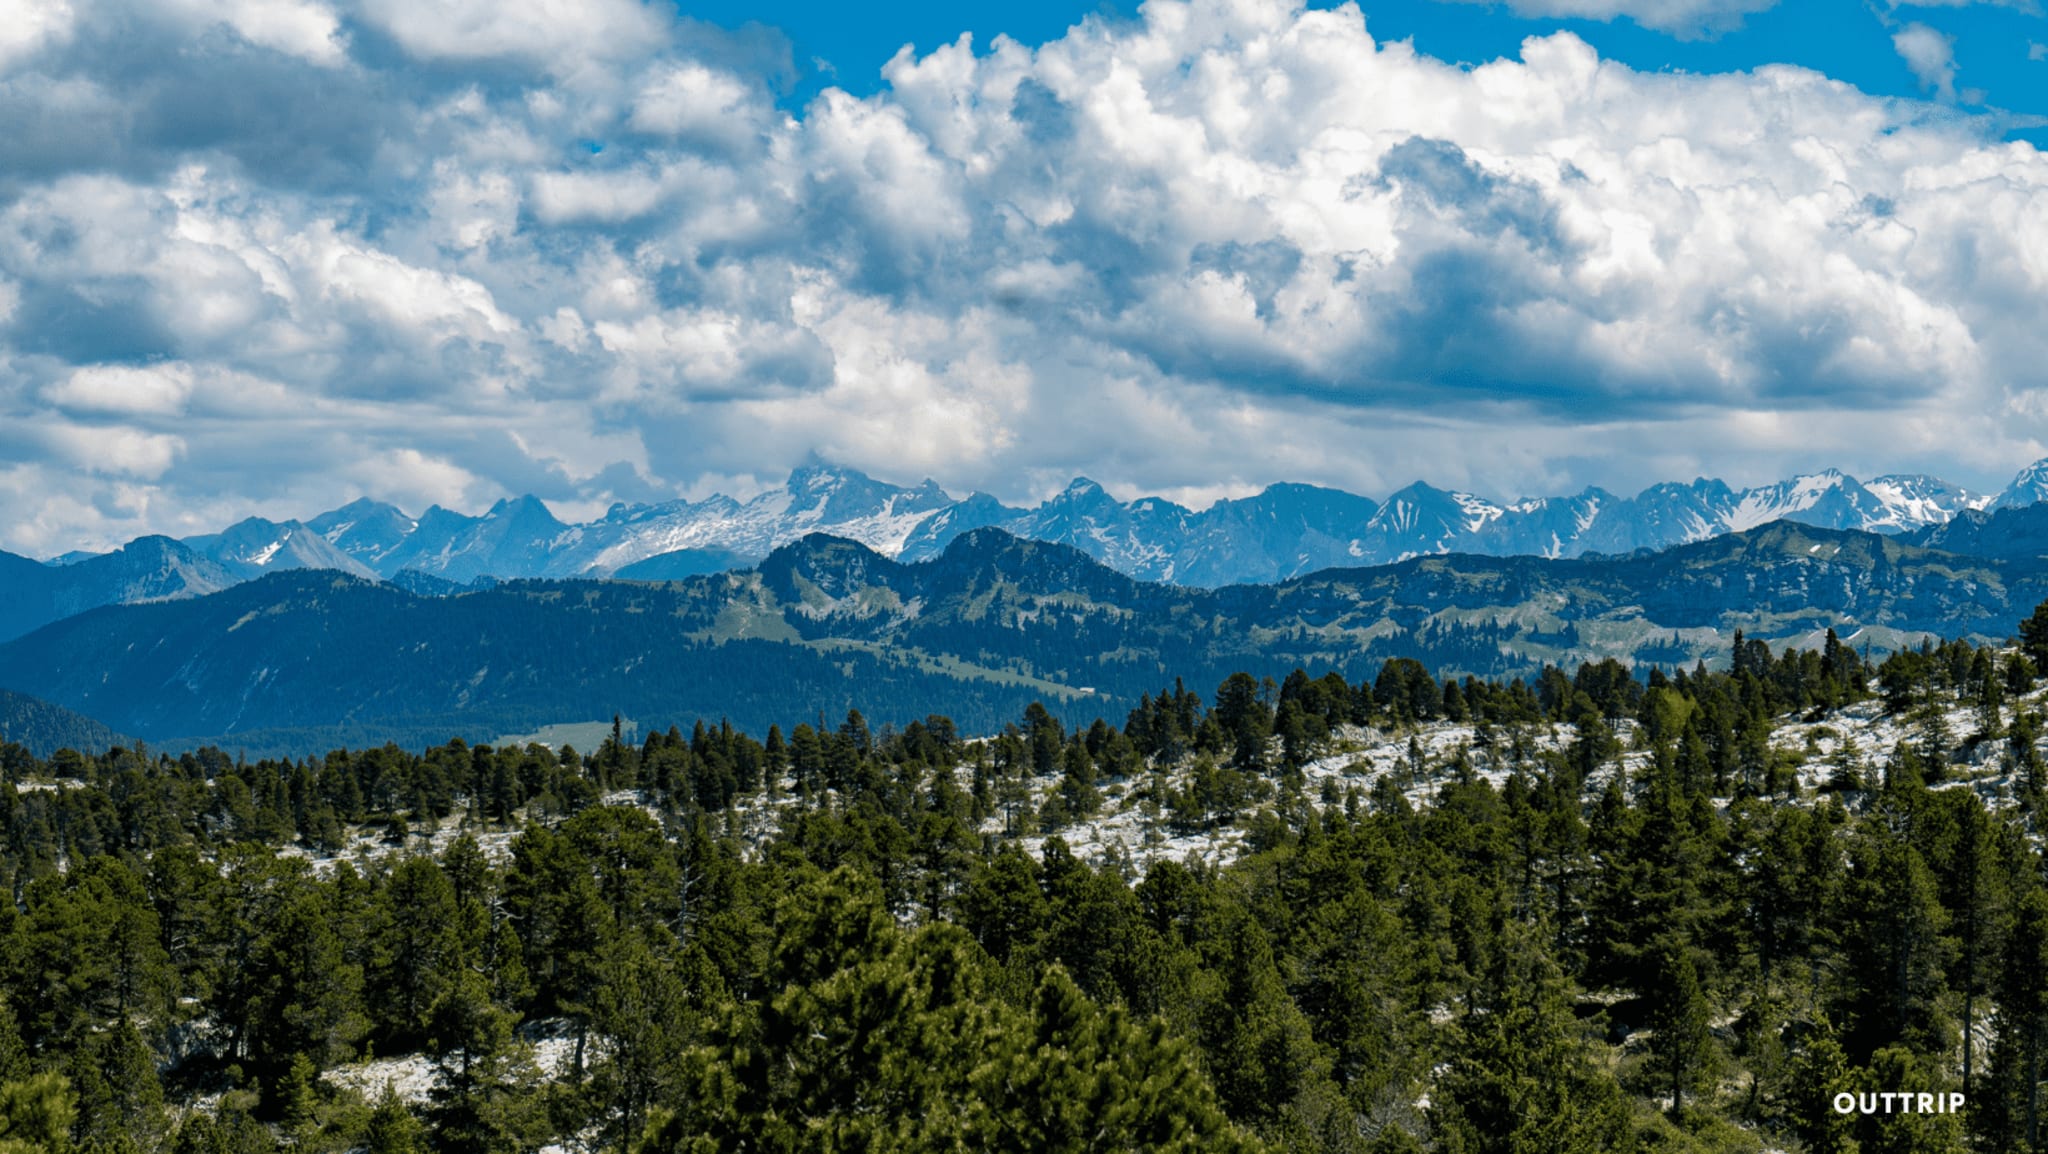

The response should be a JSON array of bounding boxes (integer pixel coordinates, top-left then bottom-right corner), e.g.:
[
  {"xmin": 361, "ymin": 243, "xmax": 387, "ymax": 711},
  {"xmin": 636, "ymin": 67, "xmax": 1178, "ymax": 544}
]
[
  {"xmin": 110, "ymin": 456, "xmax": 2048, "ymax": 592},
  {"xmin": 1454, "ymin": 493, "xmax": 1504, "ymax": 534},
  {"xmin": 1993, "ymin": 459, "xmax": 2048, "ymax": 511},
  {"xmin": 1726, "ymin": 470, "xmax": 1844, "ymax": 532}
]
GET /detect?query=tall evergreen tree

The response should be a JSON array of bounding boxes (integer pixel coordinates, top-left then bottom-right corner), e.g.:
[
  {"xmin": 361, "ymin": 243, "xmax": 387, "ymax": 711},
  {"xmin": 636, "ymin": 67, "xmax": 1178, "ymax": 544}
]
[
  {"xmin": 1782, "ymin": 1017, "xmax": 1856, "ymax": 1154},
  {"xmin": 1988, "ymin": 887, "xmax": 2048, "ymax": 1152},
  {"xmin": 367, "ymin": 856, "xmax": 461, "ymax": 1048},
  {"xmin": 1833, "ymin": 834, "xmax": 1952, "ymax": 1065},
  {"xmin": 1431, "ymin": 921, "xmax": 1633, "ymax": 1154},
  {"xmin": 363, "ymin": 1083, "xmax": 428, "ymax": 1154},
  {"xmin": 1645, "ymin": 941, "xmax": 1715, "ymax": 1116}
]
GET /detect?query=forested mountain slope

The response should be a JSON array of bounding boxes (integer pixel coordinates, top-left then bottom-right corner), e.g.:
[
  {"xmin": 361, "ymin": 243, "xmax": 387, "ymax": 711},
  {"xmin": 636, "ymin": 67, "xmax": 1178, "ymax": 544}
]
[
  {"xmin": 0, "ymin": 629, "xmax": 2041, "ymax": 1152},
  {"xmin": 0, "ymin": 689, "xmax": 128, "ymax": 757},
  {"xmin": 0, "ymin": 569, "xmax": 1081, "ymax": 757},
  {"xmin": 11, "ymin": 461, "xmax": 2047, "ymax": 646},
  {"xmin": 3, "ymin": 522, "xmax": 2045, "ymax": 757}
]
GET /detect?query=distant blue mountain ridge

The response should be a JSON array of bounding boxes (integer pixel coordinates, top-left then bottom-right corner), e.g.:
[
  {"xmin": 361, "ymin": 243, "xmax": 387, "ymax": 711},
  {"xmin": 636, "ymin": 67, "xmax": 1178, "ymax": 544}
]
[
  {"xmin": 7, "ymin": 458, "xmax": 2048, "ymax": 648},
  {"xmin": 11, "ymin": 517, "xmax": 2048, "ymax": 758}
]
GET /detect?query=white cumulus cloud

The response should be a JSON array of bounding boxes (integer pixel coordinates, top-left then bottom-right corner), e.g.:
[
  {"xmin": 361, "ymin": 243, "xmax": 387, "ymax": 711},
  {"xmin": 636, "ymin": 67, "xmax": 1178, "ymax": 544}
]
[
  {"xmin": 0, "ymin": 0, "xmax": 75, "ymax": 71},
  {"xmin": 160, "ymin": 0, "xmax": 347, "ymax": 65},
  {"xmin": 44, "ymin": 363, "xmax": 197, "ymax": 416},
  {"xmin": 43, "ymin": 423, "xmax": 186, "ymax": 479},
  {"xmin": 353, "ymin": 0, "xmax": 667, "ymax": 71},
  {"xmin": 1893, "ymin": 22, "xmax": 1959, "ymax": 101},
  {"xmin": 2, "ymin": 0, "xmax": 2048, "ymax": 552},
  {"xmin": 629, "ymin": 63, "xmax": 766, "ymax": 150}
]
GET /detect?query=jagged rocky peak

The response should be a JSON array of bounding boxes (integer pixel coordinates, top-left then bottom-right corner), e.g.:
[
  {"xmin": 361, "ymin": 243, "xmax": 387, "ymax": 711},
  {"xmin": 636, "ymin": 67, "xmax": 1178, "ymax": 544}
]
[
  {"xmin": 41, "ymin": 455, "xmax": 2048, "ymax": 601},
  {"xmin": 310, "ymin": 495, "xmax": 411, "ymax": 526},
  {"xmin": 1051, "ymin": 476, "xmax": 1112, "ymax": 504},
  {"xmin": 308, "ymin": 497, "xmax": 421, "ymax": 567},
  {"xmin": 1368, "ymin": 480, "xmax": 1494, "ymax": 537},
  {"xmin": 487, "ymin": 494, "xmax": 565, "ymax": 523},
  {"xmin": 1995, "ymin": 457, "xmax": 2048, "ymax": 510},
  {"xmin": 182, "ymin": 516, "xmax": 376, "ymax": 579},
  {"xmin": 787, "ymin": 463, "xmax": 953, "ymax": 521}
]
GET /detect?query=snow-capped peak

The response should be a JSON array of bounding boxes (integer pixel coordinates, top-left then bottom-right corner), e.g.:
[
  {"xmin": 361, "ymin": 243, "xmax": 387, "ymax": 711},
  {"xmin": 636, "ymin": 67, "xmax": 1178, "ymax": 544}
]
[
  {"xmin": 1993, "ymin": 457, "xmax": 2048, "ymax": 510},
  {"xmin": 152, "ymin": 459, "xmax": 2048, "ymax": 593},
  {"xmin": 1861, "ymin": 474, "xmax": 1983, "ymax": 529}
]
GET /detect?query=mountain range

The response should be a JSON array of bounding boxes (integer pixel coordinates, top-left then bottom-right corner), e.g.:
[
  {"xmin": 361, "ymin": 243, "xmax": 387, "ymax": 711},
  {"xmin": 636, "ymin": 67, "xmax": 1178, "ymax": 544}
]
[
  {"xmin": 6, "ymin": 459, "xmax": 2046, "ymax": 647},
  {"xmin": 10, "ymin": 511, "xmax": 2048, "ymax": 758}
]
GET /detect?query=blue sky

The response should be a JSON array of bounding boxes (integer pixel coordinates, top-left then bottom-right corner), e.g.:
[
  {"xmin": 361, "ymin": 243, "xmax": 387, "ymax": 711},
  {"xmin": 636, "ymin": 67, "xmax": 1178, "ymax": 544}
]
[
  {"xmin": 0, "ymin": 0, "xmax": 2045, "ymax": 553},
  {"xmin": 707, "ymin": 0, "xmax": 2048, "ymax": 146}
]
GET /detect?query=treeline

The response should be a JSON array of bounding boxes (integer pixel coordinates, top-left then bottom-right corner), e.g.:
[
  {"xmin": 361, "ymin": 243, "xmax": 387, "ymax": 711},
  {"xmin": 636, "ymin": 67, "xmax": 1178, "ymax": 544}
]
[{"xmin": 0, "ymin": 624, "xmax": 2045, "ymax": 1150}]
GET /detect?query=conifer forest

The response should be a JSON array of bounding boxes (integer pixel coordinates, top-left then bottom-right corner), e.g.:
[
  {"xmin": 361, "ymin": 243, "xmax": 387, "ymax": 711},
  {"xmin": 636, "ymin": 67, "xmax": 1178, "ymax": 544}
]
[{"xmin": 5, "ymin": 620, "xmax": 2048, "ymax": 1154}]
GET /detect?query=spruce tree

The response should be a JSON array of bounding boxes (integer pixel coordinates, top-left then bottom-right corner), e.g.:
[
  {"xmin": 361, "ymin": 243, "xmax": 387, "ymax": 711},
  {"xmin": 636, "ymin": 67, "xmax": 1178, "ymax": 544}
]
[
  {"xmin": 1834, "ymin": 835, "xmax": 1952, "ymax": 1064},
  {"xmin": 2020, "ymin": 599, "xmax": 2048, "ymax": 672},
  {"xmin": 1646, "ymin": 941, "xmax": 1714, "ymax": 1116},
  {"xmin": 363, "ymin": 1084, "xmax": 427, "ymax": 1154},
  {"xmin": 0, "ymin": 1071, "xmax": 76, "ymax": 1153},
  {"xmin": 367, "ymin": 856, "xmax": 460, "ymax": 1047},
  {"xmin": 1782, "ymin": 1017, "xmax": 1856, "ymax": 1154},
  {"xmin": 275, "ymin": 1051, "xmax": 319, "ymax": 1143},
  {"xmin": 1987, "ymin": 887, "xmax": 2048, "ymax": 1151},
  {"xmin": 1430, "ymin": 921, "xmax": 1632, "ymax": 1154}
]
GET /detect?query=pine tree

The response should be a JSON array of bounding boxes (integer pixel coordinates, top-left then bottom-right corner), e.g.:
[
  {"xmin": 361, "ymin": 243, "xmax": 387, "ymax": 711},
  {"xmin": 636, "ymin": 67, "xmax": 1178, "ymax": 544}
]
[
  {"xmin": 501, "ymin": 824, "xmax": 611, "ymax": 1026},
  {"xmin": 1859, "ymin": 1045, "xmax": 1964, "ymax": 1154},
  {"xmin": 1056, "ymin": 743, "xmax": 1101, "ymax": 820},
  {"xmin": 1834, "ymin": 834, "xmax": 1952, "ymax": 1065},
  {"xmin": 1430, "ymin": 921, "xmax": 1632, "ymax": 1153},
  {"xmin": 68, "ymin": 1021, "xmax": 165, "ymax": 1151},
  {"xmin": 247, "ymin": 882, "xmax": 367, "ymax": 1089},
  {"xmin": 590, "ymin": 931, "xmax": 695, "ymax": 1148},
  {"xmin": 425, "ymin": 968, "xmax": 528, "ymax": 1154},
  {"xmin": 2020, "ymin": 599, "xmax": 2048, "ymax": 672},
  {"xmin": 363, "ymin": 1083, "xmax": 427, "ymax": 1154},
  {"xmin": 973, "ymin": 965, "xmax": 1263, "ymax": 1153},
  {"xmin": 1930, "ymin": 790, "xmax": 2011, "ymax": 1111},
  {"xmin": 0, "ymin": 1001, "xmax": 26, "ymax": 1086},
  {"xmin": 0, "ymin": 1072, "xmax": 76, "ymax": 1152},
  {"xmin": 1213, "ymin": 673, "xmax": 1273, "ymax": 772},
  {"xmin": 1276, "ymin": 696, "xmax": 1316, "ymax": 771},
  {"xmin": 562, "ymin": 806, "xmax": 680, "ymax": 935},
  {"xmin": 1196, "ymin": 917, "xmax": 1333, "ymax": 1135},
  {"xmin": 959, "ymin": 845, "xmax": 1045, "ymax": 965},
  {"xmin": 761, "ymin": 725, "xmax": 787, "ymax": 798},
  {"xmin": 1782, "ymin": 1017, "xmax": 1856, "ymax": 1154},
  {"xmin": 2014, "ymin": 708, "xmax": 2048, "ymax": 808},
  {"xmin": 1646, "ymin": 941, "xmax": 1714, "ymax": 1115},
  {"xmin": 1977, "ymin": 660, "xmax": 2006, "ymax": 739},
  {"xmin": 1987, "ymin": 887, "xmax": 2048, "ymax": 1152},
  {"xmin": 367, "ymin": 856, "xmax": 460, "ymax": 1047}
]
